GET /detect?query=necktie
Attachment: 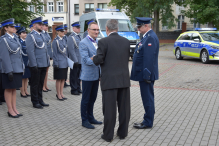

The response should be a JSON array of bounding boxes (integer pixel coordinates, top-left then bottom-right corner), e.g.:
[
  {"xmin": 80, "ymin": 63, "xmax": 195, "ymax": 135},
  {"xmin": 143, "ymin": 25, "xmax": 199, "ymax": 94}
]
[{"xmin": 77, "ymin": 35, "xmax": 81, "ymax": 40}]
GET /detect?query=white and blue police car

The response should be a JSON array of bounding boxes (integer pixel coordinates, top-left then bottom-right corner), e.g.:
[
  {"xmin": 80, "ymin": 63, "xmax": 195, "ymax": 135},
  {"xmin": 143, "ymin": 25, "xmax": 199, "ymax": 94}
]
[{"xmin": 173, "ymin": 28, "xmax": 219, "ymax": 64}]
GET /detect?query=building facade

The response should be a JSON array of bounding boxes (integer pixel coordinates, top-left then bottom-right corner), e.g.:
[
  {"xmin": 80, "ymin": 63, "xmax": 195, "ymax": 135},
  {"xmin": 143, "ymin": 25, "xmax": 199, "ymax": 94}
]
[
  {"xmin": 27, "ymin": 0, "xmax": 68, "ymax": 32},
  {"xmin": 69, "ymin": 0, "xmax": 115, "ymax": 32}
]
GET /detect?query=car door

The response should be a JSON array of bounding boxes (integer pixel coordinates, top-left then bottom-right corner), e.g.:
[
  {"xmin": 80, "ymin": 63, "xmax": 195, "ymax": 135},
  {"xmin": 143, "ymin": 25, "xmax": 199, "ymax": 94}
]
[
  {"xmin": 188, "ymin": 33, "xmax": 202, "ymax": 58},
  {"xmin": 182, "ymin": 33, "xmax": 192, "ymax": 56}
]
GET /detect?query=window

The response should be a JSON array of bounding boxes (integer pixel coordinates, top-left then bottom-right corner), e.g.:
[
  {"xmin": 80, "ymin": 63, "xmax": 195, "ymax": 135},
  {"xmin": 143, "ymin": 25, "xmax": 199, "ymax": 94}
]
[
  {"xmin": 98, "ymin": 3, "xmax": 107, "ymax": 9},
  {"xmin": 178, "ymin": 15, "xmax": 184, "ymax": 29},
  {"xmin": 192, "ymin": 33, "xmax": 201, "ymax": 41},
  {"xmin": 39, "ymin": 5, "xmax": 44, "ymax": 13},
  {"xmin": 48, "ymin": 2, "xmax": 54, "ymax": 12},
  {"xmin": 98, "ymin": 19, "xmax": 135, "ymax": 32},
  {"xmin": 85, "ymin": 3, "xmax": 94, "ymax": 13},
  {"xmin": 57, "ymin": 2, "xmax": 64, "ymax": 12},
  {"xmin": 29, "ymin": 5, "xmax": 35, "ymax": 12},
  {"xmin": 183, "ymin": 33, "xmax": 192, "ymax": 40},
  {"xmin": 74, "ymin": 4, "xmax": 79, "ymax": 15}
]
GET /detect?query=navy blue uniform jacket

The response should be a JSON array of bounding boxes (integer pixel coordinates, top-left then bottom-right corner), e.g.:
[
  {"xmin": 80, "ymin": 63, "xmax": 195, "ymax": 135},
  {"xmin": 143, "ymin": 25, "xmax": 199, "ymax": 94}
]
[{"xmin": 131, "ymin": 30, "xmax": 159, "ymax": 81}]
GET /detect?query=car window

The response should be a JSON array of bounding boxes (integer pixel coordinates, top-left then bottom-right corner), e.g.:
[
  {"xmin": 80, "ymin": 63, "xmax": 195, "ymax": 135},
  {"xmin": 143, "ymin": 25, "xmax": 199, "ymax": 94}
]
[
  {"xmin": 178, "ymin": 35, "xmax": 184, "ymax": 40},
  {"xmin": 183, "ymin": 33, "xmax": 192, "ymax": 40},
  {"xmin": 200, "ymin": 32, "xmax": 219, "ymax": 41},
  {"xmin": 192, "ymin": 33, "xmax": 201, "ymax": 41}
]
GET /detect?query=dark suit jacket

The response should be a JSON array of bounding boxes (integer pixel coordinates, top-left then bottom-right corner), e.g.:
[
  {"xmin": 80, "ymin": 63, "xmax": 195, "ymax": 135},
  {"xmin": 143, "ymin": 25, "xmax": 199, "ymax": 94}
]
[{"xmin": 93, "ymin": 32, "xmax": 130, "ymax": 91}]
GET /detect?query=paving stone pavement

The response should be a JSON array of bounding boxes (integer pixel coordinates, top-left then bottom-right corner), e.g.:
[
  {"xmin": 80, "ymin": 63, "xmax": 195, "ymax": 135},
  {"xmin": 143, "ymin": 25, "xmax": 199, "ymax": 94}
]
[{"xmin": 0, "ymin": 44, "xmax": 219, "ymax": 146}]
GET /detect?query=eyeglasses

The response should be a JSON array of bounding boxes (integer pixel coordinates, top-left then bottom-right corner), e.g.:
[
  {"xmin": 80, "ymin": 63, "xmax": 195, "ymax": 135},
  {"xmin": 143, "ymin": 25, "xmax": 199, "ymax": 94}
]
[{"xmin": 89, "ymin": 28, "xmax": 100, "ymax": 32}]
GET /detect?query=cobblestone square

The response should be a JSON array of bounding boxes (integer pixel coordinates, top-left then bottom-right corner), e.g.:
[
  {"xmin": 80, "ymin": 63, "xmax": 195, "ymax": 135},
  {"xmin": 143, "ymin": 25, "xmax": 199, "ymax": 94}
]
[{"xmin": 0, "ymin": 45, "xmax": 218, "ymax": 146}]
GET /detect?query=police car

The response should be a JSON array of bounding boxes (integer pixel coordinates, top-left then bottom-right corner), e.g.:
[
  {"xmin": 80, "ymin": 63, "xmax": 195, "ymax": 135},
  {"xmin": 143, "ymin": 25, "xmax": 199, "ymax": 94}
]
[{"xmin": 173, "ymin": 28, "xmax": 219, "ymax": 64}]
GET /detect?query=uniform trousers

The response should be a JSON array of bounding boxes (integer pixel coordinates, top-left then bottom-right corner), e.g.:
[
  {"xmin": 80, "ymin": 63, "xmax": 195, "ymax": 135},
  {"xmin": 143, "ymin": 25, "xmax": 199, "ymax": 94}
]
[
  {"xmin": 139, "ymin": 81, "xmax": 155, "ymax": 127},
  {"xmin": 30, "ymin": 67, "xmax": 47, "ymax": 105},
  {"xmin": 0, "ymin": 73, "xmax": 5, "ymax": 102},
  {"xmin": 81, "ymin": 80, "xmax": 99, "ymax": 123},
  {"xmin": 102, "ymin": 87, "xmax": 130, "ymax": 140},
  {"xmin": 70, "ymin": 64, "xmax": 81, "ymax": 93}
]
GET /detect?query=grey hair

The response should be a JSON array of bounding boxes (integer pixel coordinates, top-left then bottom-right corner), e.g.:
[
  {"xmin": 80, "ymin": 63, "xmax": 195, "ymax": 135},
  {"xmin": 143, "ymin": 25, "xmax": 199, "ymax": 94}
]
[
  {"xmin": 147, "ymin": 23, "xmax": 151, "ymax": 28},
  {"xmin": 106, "ymin": 19, "xmax": 118, "ymax": 31}
]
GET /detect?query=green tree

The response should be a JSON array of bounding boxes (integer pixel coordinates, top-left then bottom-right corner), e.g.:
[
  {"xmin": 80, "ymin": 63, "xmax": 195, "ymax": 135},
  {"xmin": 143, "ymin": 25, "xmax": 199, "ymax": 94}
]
[
  {"xmin": 0, "ymin": 0, "xmax": 45, "ymax": 27},
  {"xmin": 109, "ymin": 0, "xmax": 183, "ymax": 33},
  {"xmin": 181, "ymin": 0, "xmax": 219, "ymax": 28}
]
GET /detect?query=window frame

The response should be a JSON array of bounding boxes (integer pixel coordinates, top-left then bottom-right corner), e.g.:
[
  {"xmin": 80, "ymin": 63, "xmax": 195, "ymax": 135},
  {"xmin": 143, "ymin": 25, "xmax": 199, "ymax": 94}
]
[
  {"xmin": 98, "ymin": 3, "xmax": 107, "ymax": 9},
  {"xmin": 29, "ymin": 5, "xmax": 35, "ymax": 13},
  {"xmin": 74, "ymin": 4, "xmax": 79, "ymax": 15},
  {"xmin": 57, "ymin": 1, "xmax": 64, "ymax": 12},
  {"xmin": 47, "ymin": 2, "xmax": 54, "ymax": 13},
  {"xmin": 85, "ymin": 3, "xmax": 94, "ymax": 13}
]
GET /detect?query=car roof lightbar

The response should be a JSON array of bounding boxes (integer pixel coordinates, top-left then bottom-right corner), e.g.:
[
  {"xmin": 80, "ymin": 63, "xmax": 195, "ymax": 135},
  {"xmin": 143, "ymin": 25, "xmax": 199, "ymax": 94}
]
[
  {"xmin": 194, "ymin": 28, "xmax": 217, "ymax": 31},
  {"xmin": 96, "ymin": 8, "xmax": 120, "ymax": 12}
]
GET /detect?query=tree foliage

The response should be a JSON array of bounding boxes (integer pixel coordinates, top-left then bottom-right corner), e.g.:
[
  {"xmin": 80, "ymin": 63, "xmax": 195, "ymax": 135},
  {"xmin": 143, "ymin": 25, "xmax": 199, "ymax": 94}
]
[
  {"xmin": 181, "ymin": 0, "xmax": 219, "ymax": 28},
  {"xmin": 0, "ymin": 0, "xmax": 45, "ymax": 27},
  {"xmin": 109, "ymin": 0, "xmax": 182, "ymax": 33}
]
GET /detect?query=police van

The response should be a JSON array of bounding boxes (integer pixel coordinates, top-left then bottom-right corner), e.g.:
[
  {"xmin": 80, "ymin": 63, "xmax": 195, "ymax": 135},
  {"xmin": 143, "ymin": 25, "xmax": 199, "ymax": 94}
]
[
  {"xmin": 79, "ymin": 8, "xmax": 140, "ymax": 59},
  {"xmin": 174, "ymin": 28, "xmax": 219, "ymax": 64}
]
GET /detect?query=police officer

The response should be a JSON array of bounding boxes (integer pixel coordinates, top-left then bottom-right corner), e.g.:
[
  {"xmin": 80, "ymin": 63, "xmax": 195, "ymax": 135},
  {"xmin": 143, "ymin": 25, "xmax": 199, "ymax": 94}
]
[
  {"xmin": 29, "ymin": 24, "xmax": 33, "ymax": 31},
  {"xmin": 0, "ymin": 18, "xmax": 24, "ymax": 117},
  {"xmin": 26, "ymin": 17, "xmax": 50, "ymax": 109},
  {"xmin": 83, "ymin": 19, "xmax": 95, "ymax": 39},
  {"xmin": 52, "ymin": 25, "xmax": 68, "ymax": 101},
  {"xmin": 131, "ymin": 17, "xmax": 159, "ymax": 129},
  {"xmin": 0, "ymin": 24, "xmax": 5, "ymax": 105},
  {"xmin": 67, "ymin": 22, "xmax": 82, "ymax": 95},
  {"xmin": 17, "ymin": 27, "xmax": 31, "ymax": 98},
  {"xmin": 63, "ymin": 24, "xmax": 70, "ymax": 87},
  {"xmin": 42, "ymin": 20, "xmax": 52, "ymax": 92}
]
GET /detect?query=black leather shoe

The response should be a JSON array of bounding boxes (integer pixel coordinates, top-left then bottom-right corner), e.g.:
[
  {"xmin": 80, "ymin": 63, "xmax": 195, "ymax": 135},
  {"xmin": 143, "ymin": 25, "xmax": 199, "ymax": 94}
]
[
  {"xmin": 78, "ymin": 89, "xmax": 82, "ymax": 93},
  {"xmin": 117, "ymin": 133, "xmax": 125, "ymax": 140},
  {"xmin": 101, "ymin": 134, "xmax": 112, "ymax": 142},
  {"xmin": 56, "ymin": 94, "xmax": 64, "ymax": 101},
  {"xmin": 43, "ymin": 90, "xmax": 48, "ymax": 92},
  {"xmin": 8, "ymin": 112, "xmax": 19, "ymax": 118},
  {"xmin": 17, "ymin": 113, "xmax": 23, "ymax": 117},
  {"xmin": 71, "ymin": 91, "xmax": 80, "ymax": 95},
  {"xmin": 133, "ymin": 123, "xmax": 152, "ymax": 129},
  {"xmin": 133, "ymin": 122, "xmax": 143, "ymax": 126},
  {"xmin": 62, "ymin": 97, "xmax": 67, "ymax": 100},
  {"xmin": 33, "ymin": 104, "xmax": 43, "ymax": 109},
  {"xmin": 40, "ymin": 102, "xmax": 49, "ymax": 107},
  {"xmin": 20, "ymin": 93, "xmax": 27, "ymax": 98},
  {"xmin": 89, "ymin": 119, "xmax": 103, "ymax": 125},
  {"xmin": 46, "ymin": 88, "xmax": 51, "ymax": 91},
  {"xmin": 64, "ymin": 82, "xmax": 70, "ymax": 88},
  {"xmin": 25, "ymin": 93, "xmax": 31, "ymax": 97}
]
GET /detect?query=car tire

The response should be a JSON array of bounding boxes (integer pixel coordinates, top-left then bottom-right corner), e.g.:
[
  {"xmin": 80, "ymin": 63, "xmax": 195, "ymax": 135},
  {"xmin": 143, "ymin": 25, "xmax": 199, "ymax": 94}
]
[
  {"xmin": 201, "ymin": 50, "xmax": 210, "ymax": 64},
  {"xmin": 175, "ymin": 48, "xmax": 183, "ymax": 60}
]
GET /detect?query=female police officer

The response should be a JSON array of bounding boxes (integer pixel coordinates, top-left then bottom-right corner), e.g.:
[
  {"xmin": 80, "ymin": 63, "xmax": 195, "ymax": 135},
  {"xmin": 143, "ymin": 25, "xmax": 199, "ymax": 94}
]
[
  {"xmin": 0, "ymin": 18, "xmax": 24, "ymax": 118},
  {"xmin": 17, "ymin": 27, "xmax": 31, "ymax": 98},
  {"xmin": 52, "ymin": 25, "xmax": 68, "ymax": 101}
]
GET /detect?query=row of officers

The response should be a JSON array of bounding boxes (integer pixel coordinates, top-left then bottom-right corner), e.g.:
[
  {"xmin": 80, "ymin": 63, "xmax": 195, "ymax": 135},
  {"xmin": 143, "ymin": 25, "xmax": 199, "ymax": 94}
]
[{"xmin": 0, "ymin": 17, "xmax": 94, "ymax": 118}]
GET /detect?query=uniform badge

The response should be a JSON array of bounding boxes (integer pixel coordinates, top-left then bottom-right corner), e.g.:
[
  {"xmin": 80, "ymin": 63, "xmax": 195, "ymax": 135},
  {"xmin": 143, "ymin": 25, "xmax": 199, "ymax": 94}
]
[{"xmin": 148, "ymin": 43, "xmax": 152, "ymax": 46}]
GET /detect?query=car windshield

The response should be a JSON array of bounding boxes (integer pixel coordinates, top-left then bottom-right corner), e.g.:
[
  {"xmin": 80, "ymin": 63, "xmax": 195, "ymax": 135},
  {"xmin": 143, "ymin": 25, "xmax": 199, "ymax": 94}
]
[
  {"xmin": 98, "ymin": 19, "xmax": 135, "ymax": 32},
  {"xmin": 200, "ymin": 32, "xmax": 219, "ymax": 41}
]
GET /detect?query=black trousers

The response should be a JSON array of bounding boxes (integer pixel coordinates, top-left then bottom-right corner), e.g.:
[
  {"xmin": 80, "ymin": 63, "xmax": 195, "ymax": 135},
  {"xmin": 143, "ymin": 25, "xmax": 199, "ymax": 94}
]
[
  {"xmin": 0, "ymin": 73, "xmax": 5, "ymax": 102},
  {"xmin": 102, "ymin": 87, "xmax": 130, "ymax": 140},
  {"xmin": 70, "ymin": 64, "xmax": 81, "ymax": 92},
  {"xmin": 30, "ymin": 67, "xmax": 47, "ymax": 105}
]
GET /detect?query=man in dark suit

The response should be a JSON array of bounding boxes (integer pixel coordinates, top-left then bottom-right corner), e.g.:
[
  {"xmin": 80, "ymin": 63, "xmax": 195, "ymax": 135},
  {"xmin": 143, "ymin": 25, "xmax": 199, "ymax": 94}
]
[
  {"xmin": 93, "ymin": 19, "xmax": 131, "ymax": 142},
  {"xmin": 131, "ymin": 17, "xmax": 159, "ymax": 129}
]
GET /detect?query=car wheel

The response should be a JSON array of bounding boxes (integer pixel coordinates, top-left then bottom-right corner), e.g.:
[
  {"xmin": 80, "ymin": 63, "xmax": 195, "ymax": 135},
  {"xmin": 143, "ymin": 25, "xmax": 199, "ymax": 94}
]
[
  {"xmin": 201, "ymin": 50, "xmax": 209, "ymax": 64},
  {"xmin": 175, "ymin": 48, "xmax": 183, "ymax": 60}
]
